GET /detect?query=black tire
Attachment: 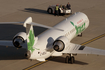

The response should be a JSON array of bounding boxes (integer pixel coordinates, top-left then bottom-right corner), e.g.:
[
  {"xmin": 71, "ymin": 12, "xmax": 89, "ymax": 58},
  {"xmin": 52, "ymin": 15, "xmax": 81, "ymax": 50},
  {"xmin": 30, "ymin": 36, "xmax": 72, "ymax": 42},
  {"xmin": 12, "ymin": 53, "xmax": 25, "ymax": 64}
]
[
  {"xmin": 70, "ymin": 9, "xmax": 72, "ymax": 14},
  {"xmin": 73, "ymin": 57, "xmax": 75, "ymax": 63},
  {"xmin": 65, "ymin": 56, "xmax": 70, "ymax": 63},
  {"xmin": 81, "ymin": 33, "xmax": 82, "ymax": 37},
  {"xmin": 58, "ymin": 9, "xmax": 61, "ymax": 15},
  {"xmin": 78, "ymin": 33, "xmax": 82, "ymax": 37},
  {"xmin": 70, "ymin": 56, "xmax": 75, "ymax": 64},
  {"xmin": 47, "ymin": 8, "xmax": 52, "ymax": 14}
]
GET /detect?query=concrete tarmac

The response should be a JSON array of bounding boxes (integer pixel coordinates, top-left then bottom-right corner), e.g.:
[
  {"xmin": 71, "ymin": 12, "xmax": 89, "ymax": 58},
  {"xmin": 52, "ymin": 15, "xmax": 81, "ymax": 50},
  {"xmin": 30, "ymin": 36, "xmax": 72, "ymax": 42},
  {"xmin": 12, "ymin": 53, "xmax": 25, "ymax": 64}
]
[{"xmin": 0, "ymin": 0, "xmax": 105, "ymax": 70}]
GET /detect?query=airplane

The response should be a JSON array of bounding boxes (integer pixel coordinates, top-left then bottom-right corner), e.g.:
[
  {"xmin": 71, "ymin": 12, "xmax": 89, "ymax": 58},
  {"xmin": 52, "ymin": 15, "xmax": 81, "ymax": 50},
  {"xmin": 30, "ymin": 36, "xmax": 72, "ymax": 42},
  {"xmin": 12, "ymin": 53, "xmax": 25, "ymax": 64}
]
[{"xmin": 0, "ymin": 12, "xmax": 105, "ymax": 64}]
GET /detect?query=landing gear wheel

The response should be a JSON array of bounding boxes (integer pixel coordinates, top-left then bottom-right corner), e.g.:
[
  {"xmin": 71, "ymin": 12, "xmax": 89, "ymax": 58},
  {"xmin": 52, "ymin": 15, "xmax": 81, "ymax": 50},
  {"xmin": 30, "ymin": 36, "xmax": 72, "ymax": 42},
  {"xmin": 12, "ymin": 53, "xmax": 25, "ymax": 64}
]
[
  {"xmin": 65, "ymin": 56, "xmax": 75, "ymax": 64},
  {"xmin": 78, "ymin": 33, "xmax": 82, "ymax": 37},
  {"xmin": 70, "ymin": 56, "xmax": 75, "ymax": 64},
  {"xmin": 65, "ymin": 56, "xmax": 70, "ymax": 63}
]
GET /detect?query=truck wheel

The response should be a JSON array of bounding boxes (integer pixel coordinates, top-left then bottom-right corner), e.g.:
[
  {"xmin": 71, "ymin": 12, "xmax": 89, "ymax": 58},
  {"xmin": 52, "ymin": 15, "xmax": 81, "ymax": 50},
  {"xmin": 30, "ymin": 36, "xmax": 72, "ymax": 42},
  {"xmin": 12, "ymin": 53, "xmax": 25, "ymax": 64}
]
[
  {"xmin": 70, "ymin": 10, "xmax": 72, "ymax": 14},
  {"xmin": 47, "ymin": 8, "xmax": 52, "ymax": 14},
  {"xmin": 58, "ymin": 9, "xmax": 61, "ymax": 15}
]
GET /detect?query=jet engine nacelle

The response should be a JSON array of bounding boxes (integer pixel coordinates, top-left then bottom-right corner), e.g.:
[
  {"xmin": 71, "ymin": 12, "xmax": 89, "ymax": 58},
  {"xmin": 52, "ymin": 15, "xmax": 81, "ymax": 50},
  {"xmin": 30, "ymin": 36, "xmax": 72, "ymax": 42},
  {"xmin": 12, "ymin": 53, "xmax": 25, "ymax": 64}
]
[
  {"xmin": 13, "ymin": 32, "xmax": 26, "ymax": 48},
  {"xmin": 53, "ymin": 36, "xmax": 69, "ymax": 52}
]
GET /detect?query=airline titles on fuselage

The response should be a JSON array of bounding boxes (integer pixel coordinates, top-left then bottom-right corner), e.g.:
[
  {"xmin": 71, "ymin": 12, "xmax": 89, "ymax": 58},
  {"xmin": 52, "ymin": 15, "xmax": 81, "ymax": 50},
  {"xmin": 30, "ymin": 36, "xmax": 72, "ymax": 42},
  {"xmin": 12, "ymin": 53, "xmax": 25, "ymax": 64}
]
[{"xmin": 64, "ymin": 20, "xmax": 85, "ymax": 37}]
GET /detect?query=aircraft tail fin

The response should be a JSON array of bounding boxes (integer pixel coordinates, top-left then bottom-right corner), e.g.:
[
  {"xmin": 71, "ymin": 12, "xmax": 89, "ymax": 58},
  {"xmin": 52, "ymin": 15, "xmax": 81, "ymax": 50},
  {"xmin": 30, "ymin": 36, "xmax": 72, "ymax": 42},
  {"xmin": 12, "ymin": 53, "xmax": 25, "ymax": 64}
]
[{"xmin": 24, "ymin": 17, "xmax": 37, "ymax": 53}]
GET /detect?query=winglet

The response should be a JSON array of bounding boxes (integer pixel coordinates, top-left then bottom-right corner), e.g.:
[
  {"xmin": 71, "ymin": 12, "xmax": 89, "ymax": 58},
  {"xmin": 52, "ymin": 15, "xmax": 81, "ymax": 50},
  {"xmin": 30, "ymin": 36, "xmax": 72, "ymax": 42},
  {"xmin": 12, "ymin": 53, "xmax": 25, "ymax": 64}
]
[{"xmin": 23, "ymin": 17, "xmax": 32, "ymax": 27}]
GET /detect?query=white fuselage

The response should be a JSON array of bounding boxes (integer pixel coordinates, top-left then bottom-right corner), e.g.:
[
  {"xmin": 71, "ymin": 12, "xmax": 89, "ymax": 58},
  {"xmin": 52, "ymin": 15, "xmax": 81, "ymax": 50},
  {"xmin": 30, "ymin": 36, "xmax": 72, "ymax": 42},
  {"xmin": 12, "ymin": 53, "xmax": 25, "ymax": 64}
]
[{"xmin": 30, "ymin": 12, "xmax": 89, "ymax": 61}]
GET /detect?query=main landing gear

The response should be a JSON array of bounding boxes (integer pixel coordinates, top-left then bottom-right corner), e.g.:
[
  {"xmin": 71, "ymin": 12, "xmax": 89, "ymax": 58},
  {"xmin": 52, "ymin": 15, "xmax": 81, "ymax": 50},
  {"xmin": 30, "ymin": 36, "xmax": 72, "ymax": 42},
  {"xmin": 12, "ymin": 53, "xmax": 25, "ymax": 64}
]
[
  {"xmin": 65, "ymin": 54, "xmax": 75, "ymax": 64},
  {"xmin": 78, "ymin": 33, "xmax": 82, "ymax": 37}
]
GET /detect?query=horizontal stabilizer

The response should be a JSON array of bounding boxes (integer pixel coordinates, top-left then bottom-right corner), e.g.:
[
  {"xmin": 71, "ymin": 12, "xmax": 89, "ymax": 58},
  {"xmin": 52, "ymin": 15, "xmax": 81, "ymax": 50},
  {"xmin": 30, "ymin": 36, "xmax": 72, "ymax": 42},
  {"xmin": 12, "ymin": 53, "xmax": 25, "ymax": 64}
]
[
  {"xmin": 0, "ymin": 17, "xmax": 64, "ymax": 31},
  {"xmin": 27, "ymin": 22, "xmax": 64, "ymax": 31}
]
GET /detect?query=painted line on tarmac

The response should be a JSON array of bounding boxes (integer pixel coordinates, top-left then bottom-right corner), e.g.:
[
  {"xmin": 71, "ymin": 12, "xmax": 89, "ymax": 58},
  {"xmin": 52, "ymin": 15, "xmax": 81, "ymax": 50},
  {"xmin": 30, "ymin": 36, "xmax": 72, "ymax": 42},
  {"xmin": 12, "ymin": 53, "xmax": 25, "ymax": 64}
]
[
  {"xmin": 81, "ymin": 33, "xmax": 105, "ymax": 45},
  {"xmin": 23, "ymin": 33, "xmax": 105, "ymax": 70},
  {"xmin": 23, "ymin": 57, "xmax": 54, "ymax": 70}
]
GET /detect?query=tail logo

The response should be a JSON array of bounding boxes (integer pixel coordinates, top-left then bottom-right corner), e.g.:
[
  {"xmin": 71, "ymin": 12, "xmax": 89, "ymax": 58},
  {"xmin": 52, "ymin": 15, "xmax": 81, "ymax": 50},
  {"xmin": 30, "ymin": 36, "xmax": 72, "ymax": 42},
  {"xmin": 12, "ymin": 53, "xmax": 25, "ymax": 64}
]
[{"xmin": 27, "ymin": 30, "xmax": 35, "ymax": 53}]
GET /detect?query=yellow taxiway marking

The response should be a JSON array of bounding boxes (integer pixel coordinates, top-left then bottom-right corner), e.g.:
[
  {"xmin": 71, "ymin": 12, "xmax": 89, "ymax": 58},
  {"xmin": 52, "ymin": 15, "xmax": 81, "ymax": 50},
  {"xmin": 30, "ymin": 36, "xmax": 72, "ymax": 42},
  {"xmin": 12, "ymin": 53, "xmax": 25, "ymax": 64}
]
[
  {"xmin": 81, "ymin": 33, "xmax": 105, "ymax": 45},
  {"xmin": 24, "ymin": 33, "xmax": 105, "ymax": 70},
  {"xmin": 24, "ymin": 61, "xmax": 46, "ymax": 70},
  {"xmin": 23, "ymin": 57, "xmax": 53, "ymax": 70}
]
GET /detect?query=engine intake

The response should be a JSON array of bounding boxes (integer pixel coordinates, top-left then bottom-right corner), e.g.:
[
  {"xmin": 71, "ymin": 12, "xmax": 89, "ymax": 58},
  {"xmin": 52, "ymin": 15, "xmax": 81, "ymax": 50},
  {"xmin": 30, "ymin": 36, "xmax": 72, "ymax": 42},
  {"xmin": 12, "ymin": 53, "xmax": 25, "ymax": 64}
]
[
  {"xmin": 53, "ymin": 40, "xmax": 65, "ymax": 52},
  {"xmin": 13, "ymin": 32, "xmax": 26, "ymax": 48},
  {"xmin": 53, "ymin": 36, "xmax": 69, "ymax": 52},
  {"xmin": 13, "ymin": 36, "xmax": 25, "ymax": 48}
]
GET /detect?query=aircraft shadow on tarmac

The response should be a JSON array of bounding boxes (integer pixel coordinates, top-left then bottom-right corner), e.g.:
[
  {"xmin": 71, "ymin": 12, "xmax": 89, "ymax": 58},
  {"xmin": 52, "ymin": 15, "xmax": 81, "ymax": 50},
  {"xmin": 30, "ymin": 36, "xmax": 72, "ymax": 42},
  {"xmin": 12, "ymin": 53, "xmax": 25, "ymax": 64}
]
[
  {"xmin": 22, "ymin": 8, "xmax": 49, "ymax": 15},
  {"xmin": 0, "ymin": 25, "xmax": 47, "ymax": 40},
  {"xmin": 50, "ymin": 57, "xmax": 88, "ymax": 65},
  {"xmin": 0, "ymin": 46, "xmax": 88, "ymax": 65},
  {"xmin": 0, "ymin": 47, "xmax": 27, "ymax": 60},
  {"xmin": 0, "ymin": 25, "xmax": 47, "ymax": 60}
]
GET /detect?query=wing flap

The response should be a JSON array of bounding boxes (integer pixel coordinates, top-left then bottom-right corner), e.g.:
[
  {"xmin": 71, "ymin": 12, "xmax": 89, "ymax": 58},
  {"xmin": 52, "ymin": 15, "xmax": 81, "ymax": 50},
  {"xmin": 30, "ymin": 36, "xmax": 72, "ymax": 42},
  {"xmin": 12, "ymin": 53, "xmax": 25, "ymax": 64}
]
[{"xmin": 63, "ymin": 43, "xmax": 105, "ymax": 55}]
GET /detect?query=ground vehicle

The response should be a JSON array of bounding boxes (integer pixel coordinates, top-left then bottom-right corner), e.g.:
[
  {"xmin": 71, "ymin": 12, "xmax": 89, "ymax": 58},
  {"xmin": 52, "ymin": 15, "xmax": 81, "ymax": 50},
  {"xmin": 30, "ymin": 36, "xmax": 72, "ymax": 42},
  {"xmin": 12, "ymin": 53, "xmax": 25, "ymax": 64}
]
[{"xmin": 47, "ymin": 5, "xmax": 72, "ymax": 15}]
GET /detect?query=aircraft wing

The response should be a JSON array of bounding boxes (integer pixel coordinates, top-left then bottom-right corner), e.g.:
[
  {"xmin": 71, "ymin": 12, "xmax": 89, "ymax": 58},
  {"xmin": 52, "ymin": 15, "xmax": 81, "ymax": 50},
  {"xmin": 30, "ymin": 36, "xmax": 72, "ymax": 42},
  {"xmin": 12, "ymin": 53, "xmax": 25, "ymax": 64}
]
[
  {"xmin": 0, "ymin": 40, "xmax": 27, "ymax": 49},
  {"xmin": 63, "ymin": 43, "xmax": 105, "ymax": 55}
]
